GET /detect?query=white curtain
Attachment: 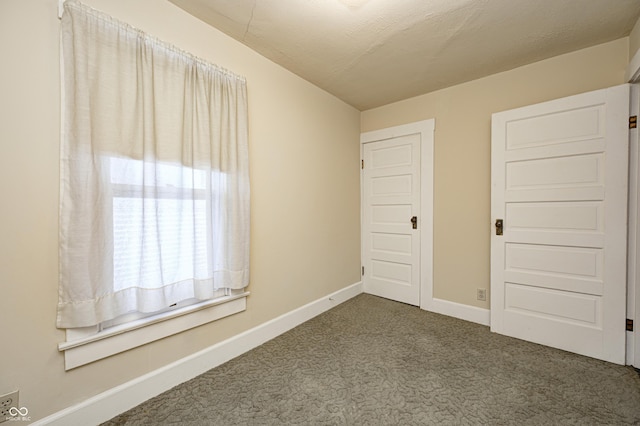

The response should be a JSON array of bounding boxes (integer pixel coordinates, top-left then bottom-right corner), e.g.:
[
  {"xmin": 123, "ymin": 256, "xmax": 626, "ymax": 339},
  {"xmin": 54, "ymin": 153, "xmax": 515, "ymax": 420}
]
[{"xmin": 58, "ymin": 1, "xmax": 250, "ymax": 328}]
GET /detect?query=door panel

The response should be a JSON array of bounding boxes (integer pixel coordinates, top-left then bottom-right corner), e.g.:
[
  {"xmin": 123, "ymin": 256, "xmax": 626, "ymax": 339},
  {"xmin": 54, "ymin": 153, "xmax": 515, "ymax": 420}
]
[
  {"xmin": 491, "ymin": 84, "xmax": 629, "ymax": 364},
  {"xmin": 504, "ymin": 283, "xmax": 601, "ymax": 326},
  {"xmin": 505, "ymin": 244, "xmax": 602, "ymax": 278},
  {"xmin": 504, "ymin": 104, "xmax": 604, "ymax": 149},
  {"xmin": 371, "ymin": 204, "xmax": 412, "ymax": 225},
  {"xmin": 506, "ymin": 154, "xmax": 603, "ymax": 189},
  {"xmin": 506, "ymin": 202, "xmax": 602, "ymax": 232},
  {"xmin": 371, "ymin": 233, "xmax": 412, "ymax": 254},
  {"xmin": 370, "ymin": 143, "xmax": 413, "ymax": 168},
  {"xmin": 504, "ymin": 243, "xmax": 603, "ymax": 295}
]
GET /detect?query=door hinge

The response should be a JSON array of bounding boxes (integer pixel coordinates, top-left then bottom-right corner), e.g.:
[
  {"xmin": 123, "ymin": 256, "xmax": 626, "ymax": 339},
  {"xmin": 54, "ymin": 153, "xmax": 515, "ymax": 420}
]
[
  {"xmin": 361, "ymin": 159, "xmax": 364, "ymax": 169},
  {"xmin": 362, "ymin": 266, "xmax": 364, "ymax": 275},
  {"xmin": 630, "ymin": 116, "xmax": 637, "ymax": 129},
  {"xmin": 627, "ymin": 318, "xmax": 634, "ymax": 332}
]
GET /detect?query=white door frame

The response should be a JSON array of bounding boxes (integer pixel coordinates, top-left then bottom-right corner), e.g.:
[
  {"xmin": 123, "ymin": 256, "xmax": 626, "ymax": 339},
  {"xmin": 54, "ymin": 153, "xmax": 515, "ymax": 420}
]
[
  {"xmin": 360, "ymin": 119, "xmax": 434, "ymax": 310},
  {"xmin": 627, "ymin": 53, "xmax": 640, "ymax": 367}
]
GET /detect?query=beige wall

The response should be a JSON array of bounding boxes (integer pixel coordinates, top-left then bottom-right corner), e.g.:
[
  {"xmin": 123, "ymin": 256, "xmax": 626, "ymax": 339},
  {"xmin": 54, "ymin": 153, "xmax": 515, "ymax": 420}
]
[
  {"xmin": 361, "ymin": 38, "xmax": 629, "ymax": 309},
  {"xmin": 630, "ymin": 15, "xmax": 640, "ymax": 59},
  {"xmin": 0, "ymin": 0, "xmax": 360, "ymax": 421}
]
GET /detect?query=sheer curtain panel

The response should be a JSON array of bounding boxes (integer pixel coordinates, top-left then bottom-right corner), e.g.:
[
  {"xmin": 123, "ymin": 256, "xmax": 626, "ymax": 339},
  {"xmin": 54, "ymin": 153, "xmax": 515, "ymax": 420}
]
[{"xmin": 58, "ymin": 1, "xmax": 250, "ymax": 329}]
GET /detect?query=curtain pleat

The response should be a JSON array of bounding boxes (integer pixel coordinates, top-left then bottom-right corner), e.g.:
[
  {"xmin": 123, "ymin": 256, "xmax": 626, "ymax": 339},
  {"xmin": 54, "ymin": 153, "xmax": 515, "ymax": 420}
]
[{"xmin": 58, "ymin": 0, "xmax": 250, "ymax": 329}]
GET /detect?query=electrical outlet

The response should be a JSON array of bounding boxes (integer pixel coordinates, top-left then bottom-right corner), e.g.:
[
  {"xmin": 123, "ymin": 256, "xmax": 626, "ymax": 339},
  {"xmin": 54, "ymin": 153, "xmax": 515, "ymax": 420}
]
[
  {"xmin": 477, "ymin": 288, "xmax": 487, "ymax": 301},
  {"xmin": 0, "ymin": 391, "xmax": 18, "ymax": 423}
]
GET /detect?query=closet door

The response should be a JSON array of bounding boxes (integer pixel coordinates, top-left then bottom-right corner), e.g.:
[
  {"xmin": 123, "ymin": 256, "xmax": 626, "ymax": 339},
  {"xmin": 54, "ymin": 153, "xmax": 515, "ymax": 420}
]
[{"xmin": 491, "ymin": 84, "xmax": 629, "ymax": 364}]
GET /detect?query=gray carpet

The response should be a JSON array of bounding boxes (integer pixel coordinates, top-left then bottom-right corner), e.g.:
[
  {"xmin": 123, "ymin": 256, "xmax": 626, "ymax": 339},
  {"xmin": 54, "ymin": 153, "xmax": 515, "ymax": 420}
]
[{"xmin": 102, "ymin": 294, "xmax": 640, "ymax": 425}]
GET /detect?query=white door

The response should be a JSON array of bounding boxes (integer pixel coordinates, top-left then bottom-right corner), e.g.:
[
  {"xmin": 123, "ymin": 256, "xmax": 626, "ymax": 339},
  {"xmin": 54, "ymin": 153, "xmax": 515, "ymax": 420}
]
[
  {"xmin": 362, "ymin": 135, "xmax": 421, "ymax": 305},
  {"xmin": 491, "ymin": 84, "xmax": 630, "ymax": 365}
]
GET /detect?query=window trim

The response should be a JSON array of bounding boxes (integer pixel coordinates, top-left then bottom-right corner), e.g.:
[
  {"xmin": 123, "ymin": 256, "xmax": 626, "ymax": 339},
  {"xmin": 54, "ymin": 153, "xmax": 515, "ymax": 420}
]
[{"xmin": 58, "ymin": 292, "xmax": 249, "ymax": 370}]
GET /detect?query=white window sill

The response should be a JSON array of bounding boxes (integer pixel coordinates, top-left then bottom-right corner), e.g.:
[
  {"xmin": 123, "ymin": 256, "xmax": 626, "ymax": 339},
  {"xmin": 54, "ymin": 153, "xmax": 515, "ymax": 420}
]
[{"xmin": 58, "ymin": 292, "xmax": 249, "ymax": 370}]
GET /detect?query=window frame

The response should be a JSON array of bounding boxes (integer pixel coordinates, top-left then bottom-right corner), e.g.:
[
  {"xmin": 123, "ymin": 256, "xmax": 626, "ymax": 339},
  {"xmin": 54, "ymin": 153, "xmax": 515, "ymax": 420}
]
[
  {"xmin": 59, "ymin": 289, "xmax": 249, "ymax": 370},
  {"xmin": 59, "ymin": 158, "xmax": 247, "ymax": 370}
]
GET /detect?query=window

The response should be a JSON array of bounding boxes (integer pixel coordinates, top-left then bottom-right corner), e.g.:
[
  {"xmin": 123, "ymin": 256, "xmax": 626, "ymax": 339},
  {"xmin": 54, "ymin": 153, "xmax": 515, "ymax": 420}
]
[
  {"xmin": 105, "ymin": 157, "xmax": 228, "ymax": 327},
  {"xmin": 57, "ymin": 1, "xmax": 250, "ymax": 369},
  {"xmin": 110, "ymin": 158, "xmax": 213, "ymax": 296}
]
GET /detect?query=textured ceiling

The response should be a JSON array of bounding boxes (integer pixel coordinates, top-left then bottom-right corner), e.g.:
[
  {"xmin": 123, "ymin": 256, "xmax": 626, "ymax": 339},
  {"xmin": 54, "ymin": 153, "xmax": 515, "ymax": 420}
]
[{"xmin": 169, "ymin": 0, "xmax": 640, "ymax": 110}]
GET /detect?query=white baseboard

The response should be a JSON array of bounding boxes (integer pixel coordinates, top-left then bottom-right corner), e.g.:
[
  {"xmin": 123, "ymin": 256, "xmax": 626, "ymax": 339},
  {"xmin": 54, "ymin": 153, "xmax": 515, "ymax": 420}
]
[
  {"xmin": 424, "ymin": 297, "xmax": 490, "ymax": 326},
  {"xmin": 34, "ymin": 282, "xmax": 364, "ymax": 426}
]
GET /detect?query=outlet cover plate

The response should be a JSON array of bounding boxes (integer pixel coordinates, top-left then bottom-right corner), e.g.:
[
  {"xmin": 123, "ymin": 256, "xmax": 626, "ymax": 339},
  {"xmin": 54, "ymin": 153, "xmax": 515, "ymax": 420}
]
[
  {"xmin": 0, "ymin": 391, "xmax": 19, "ymax": 423},
  {"xmin": 477, "ymin": 288, "xmax": 487, "ymax": 302}
]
